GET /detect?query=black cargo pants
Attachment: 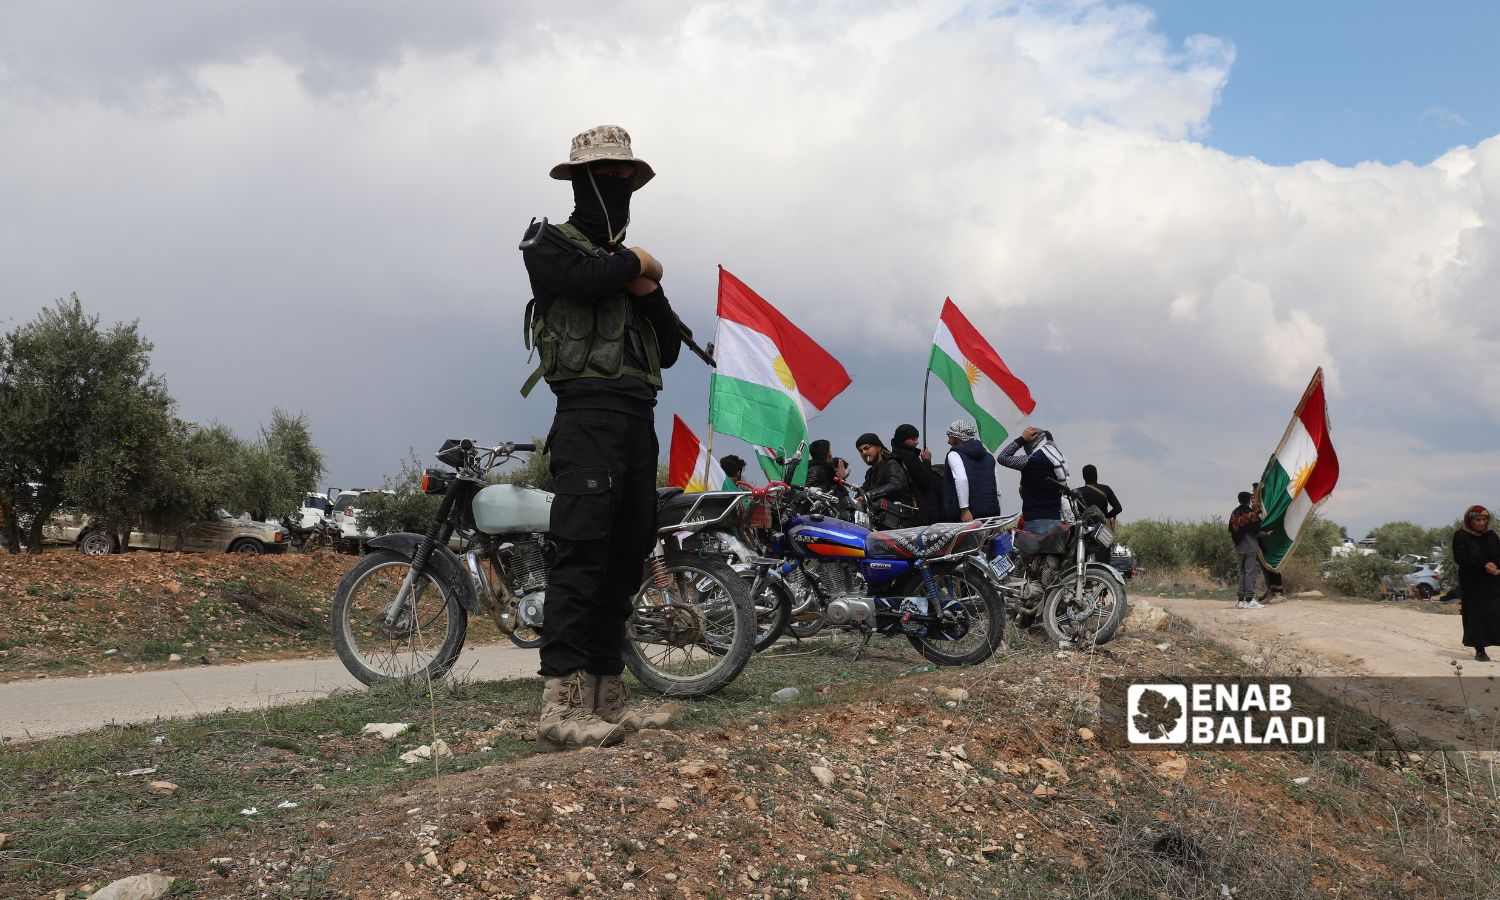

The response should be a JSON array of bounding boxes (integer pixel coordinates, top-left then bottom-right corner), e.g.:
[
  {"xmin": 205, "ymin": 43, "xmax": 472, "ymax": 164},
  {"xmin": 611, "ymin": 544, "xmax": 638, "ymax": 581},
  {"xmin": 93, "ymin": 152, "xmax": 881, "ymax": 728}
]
[{"xmin": 540, "ymin": 408, "xmax": 659, "ymax": 677}]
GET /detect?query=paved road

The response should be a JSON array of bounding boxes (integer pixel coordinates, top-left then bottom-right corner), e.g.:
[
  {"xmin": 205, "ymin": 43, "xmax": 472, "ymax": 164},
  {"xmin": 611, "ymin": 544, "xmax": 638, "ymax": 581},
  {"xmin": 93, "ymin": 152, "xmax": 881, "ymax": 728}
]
[{"xmin": 0, "ymin": 643, "xmax": 540, "ymax": 742}]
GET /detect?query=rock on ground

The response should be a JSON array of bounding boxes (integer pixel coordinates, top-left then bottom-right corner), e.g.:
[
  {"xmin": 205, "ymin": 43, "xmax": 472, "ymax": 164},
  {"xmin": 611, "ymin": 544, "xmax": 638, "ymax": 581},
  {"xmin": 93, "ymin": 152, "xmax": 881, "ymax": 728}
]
[{"xmin": 91, "ymin": 873, "xmax": 175, "ymax": 900}]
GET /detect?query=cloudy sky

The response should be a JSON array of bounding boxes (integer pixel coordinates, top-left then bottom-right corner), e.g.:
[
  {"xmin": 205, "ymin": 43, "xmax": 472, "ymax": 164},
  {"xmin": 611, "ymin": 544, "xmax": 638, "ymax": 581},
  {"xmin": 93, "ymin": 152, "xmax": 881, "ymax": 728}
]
[{"xmin": 2, "ymin": 0, "xmax": 1497, "ymax": 537}]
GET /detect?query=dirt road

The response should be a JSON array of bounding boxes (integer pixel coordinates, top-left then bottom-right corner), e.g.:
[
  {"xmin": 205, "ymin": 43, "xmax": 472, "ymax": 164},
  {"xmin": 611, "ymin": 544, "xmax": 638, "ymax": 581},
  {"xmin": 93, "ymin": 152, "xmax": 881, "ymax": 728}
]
[
  {"xmin": 1143, "ymin": 594, "xmax": 1490, "ymax": 746},
  {"xmin": 0, "ymin": 643, "xmax": 540, "ymax": 742}
]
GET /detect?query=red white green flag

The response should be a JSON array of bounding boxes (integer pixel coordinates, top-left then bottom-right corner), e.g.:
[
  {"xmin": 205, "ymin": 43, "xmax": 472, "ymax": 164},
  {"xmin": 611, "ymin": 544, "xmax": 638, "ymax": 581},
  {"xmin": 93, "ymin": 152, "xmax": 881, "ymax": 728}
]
[
  {"xmin": 708, "ymin": 268, "xmax": 851, "ymax": 484},
  {"xmin": 668, "ymin": 416, "xmax": 733, "ymax": 492},
  {"xmin": 1257, "ymin": 368, "xmax": 1340, "ymax": 569},
  {"xmin": 928, "ymin": 298, "xmax": 1036, "ymax": 451}
]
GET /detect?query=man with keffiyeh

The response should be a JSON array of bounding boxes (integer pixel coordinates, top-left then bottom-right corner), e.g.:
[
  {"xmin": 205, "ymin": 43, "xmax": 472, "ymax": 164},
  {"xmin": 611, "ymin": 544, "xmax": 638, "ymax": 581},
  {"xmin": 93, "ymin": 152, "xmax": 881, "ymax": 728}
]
[{"xmin": 996, "ymin": 426, "xmax": 1069, "ymax": 535}]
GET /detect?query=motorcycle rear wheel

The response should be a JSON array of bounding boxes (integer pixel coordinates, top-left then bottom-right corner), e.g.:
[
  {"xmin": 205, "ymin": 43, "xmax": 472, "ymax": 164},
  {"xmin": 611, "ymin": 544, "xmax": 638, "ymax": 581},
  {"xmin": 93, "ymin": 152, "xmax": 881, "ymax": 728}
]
[
  {"xmin": 624, "ymin": 554, "xmax": 755, "ymax": 696},
  {"xmin": 330, "ymin": 549, "xmax": 468, "ymax": 685},
  {"xmin": 507, "ymin": 626, "xmax": 543, "ymax": 649},
  {"xmin": 907, "ymin": 562, "xmax": 1006, "ymax": 666},
  {"xmin": 1040, "ymin": 569, "xmax": 1127, "ymax": 647}
]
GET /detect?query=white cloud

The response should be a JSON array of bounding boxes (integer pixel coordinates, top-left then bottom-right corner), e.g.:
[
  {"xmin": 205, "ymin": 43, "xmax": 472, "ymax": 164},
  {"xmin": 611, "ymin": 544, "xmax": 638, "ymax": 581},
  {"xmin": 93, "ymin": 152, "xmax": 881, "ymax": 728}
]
[{"xmin": 0, "ymin": 0, "xmax": 1496, "ymax": 536}]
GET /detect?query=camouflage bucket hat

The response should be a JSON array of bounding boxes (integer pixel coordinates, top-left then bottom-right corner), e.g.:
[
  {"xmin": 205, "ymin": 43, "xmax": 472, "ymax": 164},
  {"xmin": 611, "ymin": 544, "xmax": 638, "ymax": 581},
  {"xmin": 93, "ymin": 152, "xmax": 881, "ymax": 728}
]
[{"xmin": 549, "ymin": 124, "xmax": 656, "ymax": 190}]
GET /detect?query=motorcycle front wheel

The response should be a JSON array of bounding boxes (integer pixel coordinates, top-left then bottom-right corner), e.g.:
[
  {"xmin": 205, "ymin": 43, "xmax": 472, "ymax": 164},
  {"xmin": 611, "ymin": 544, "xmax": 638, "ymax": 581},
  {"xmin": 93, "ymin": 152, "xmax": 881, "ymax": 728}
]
[
  {"xmin": 1040, "ymin": 569, "xmax": 1128, "ymax": 647},
  {"xmin": 907, "ymin": 562, "xmax": 1006, "ymax": 666},
  {"xmin": 624, "ymin": 554, "xmax": 756, "ymax": 696},
  {"xmin": 330, "ymin": 549, "xmax": 468, "ymax": 685},
  {"xmin": 751, "ymin": 578, "xmax": 793, "ymax": 652}
]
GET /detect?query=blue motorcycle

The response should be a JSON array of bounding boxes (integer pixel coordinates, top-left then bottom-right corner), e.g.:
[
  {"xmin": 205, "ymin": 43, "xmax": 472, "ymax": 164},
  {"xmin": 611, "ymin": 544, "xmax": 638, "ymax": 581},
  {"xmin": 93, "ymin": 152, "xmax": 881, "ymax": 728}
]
[{"xmin": 744, "ymin": 454, "xmax": 1012, "ymax": 666}]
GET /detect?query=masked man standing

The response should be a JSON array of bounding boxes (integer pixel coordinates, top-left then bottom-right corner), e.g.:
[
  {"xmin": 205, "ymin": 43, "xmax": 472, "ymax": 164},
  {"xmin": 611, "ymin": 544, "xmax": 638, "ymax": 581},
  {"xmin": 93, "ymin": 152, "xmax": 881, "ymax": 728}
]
[{"xmin": 520, "ymin": 125, "xmax": 683, "ymax": 750}]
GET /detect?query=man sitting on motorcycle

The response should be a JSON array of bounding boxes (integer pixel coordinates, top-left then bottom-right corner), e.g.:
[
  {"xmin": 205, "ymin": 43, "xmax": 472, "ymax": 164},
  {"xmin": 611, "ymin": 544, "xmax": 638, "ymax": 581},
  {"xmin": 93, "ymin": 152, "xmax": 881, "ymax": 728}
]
[
  {"xmin": 996, "ymin": 426, "xmax": 1070, "ymax": 536},
  {"xmin": 855, "ymin": 432, "xmax": 915, "ymax": 530}
]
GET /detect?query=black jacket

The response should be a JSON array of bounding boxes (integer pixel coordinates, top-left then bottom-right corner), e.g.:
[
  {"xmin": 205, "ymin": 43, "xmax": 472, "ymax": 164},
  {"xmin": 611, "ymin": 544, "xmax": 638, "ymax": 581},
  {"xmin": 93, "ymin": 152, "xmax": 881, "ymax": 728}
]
[
  {"xmin": 891, "ymin": 444, "xmax": 943, "ymax": 526},
  {"xmin": 862, "ymin": 456, "xmax": 913, "ymax": 529},
  {"xmin": 520, "ymin": 219, "xmax": 682, "ymax": 418},
  {"xmin": 1079, "ymin": 483, "xmax": 1122, "ymax": 520}
]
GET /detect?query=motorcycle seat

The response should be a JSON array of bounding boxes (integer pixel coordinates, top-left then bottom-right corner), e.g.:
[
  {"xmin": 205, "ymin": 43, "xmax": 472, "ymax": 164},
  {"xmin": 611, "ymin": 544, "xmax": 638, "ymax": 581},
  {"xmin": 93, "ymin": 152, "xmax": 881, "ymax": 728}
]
[
  {"xmin": 656, "ymin": 490, "xmax": 745, "ymax": 529},
  {"xmin": 1014, "ymin": 526, "xmax": 1068, "ymax": 557},
  {"xmin": 865, "ymin": 521, "xmax": 989, "ymax": 560}
]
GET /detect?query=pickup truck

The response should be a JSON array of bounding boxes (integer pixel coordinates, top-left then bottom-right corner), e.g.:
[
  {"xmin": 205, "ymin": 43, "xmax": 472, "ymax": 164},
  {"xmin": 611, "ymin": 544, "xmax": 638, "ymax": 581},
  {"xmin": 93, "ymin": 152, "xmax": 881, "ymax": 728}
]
[{"xmin": 46, "ymin": 510, "xmax": 289, "ymax": 556}]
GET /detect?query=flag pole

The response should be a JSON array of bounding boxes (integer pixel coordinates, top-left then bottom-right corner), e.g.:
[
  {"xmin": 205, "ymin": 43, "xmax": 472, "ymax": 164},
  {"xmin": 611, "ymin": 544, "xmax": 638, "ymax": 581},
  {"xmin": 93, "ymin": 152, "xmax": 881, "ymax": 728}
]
[
  {"xmin": 702, "ymin": 266, "xmax": 723, "ymax": 489},
  {"xmin": 921, "ymin": 367, "xmax": 932, "ymax": 454},
  {"xmin": 703, "ymin": 423, "xmax": 715, "ymax": 489}
]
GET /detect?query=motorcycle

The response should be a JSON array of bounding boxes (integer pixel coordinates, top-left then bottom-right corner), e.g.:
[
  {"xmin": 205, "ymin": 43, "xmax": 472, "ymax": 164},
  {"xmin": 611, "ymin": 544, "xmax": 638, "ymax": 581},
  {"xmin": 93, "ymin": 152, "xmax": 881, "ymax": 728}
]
[
  {"xmin": 738, "ymin": 448, "xmax": 1010, "ymax": 666},
  {"xmin": 658, "ymin": 487, "xmax": 797, "ymax": 654},
  {"xmin": 329, "ymin": 439, "xmax": 758, "ymax": 697},
  {"xmin": 283, "ymin": 514, "xmax": 342, "ymax": 553},
  {"xmin": 988, "ymin": 479, "xmax": 1128, "ymax": 647}
]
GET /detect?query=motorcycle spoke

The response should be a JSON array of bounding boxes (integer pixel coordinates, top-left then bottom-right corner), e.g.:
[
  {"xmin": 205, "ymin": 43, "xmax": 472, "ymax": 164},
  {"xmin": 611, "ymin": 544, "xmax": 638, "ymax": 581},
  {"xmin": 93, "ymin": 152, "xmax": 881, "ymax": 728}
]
[{"xmin": 340, "ymin": 561, "xmax": 457, "ymax": 679}]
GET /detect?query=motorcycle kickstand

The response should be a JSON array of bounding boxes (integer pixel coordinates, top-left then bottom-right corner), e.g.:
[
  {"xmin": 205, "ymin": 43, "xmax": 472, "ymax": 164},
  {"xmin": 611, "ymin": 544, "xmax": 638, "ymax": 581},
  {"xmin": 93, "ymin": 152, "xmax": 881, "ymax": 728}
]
[{"xmin": 852, "ymin": 627, "xmax": 874, "ymax": 662}]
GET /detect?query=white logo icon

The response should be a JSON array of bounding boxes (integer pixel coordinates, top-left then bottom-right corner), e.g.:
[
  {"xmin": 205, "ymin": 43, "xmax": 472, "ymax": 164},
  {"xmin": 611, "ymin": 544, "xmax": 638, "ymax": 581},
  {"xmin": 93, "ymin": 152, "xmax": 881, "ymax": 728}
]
[{"xmin": 1127, "ymin": 684, "xmax": 1188, "ymax": 744}]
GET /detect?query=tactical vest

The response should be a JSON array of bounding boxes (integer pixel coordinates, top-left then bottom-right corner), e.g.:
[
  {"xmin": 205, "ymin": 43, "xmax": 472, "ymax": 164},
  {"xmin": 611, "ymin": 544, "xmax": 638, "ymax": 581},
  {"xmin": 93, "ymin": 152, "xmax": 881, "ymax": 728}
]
[{"xmin": 520, "ymin": 222, "xmax": 662, "ymax": 398}]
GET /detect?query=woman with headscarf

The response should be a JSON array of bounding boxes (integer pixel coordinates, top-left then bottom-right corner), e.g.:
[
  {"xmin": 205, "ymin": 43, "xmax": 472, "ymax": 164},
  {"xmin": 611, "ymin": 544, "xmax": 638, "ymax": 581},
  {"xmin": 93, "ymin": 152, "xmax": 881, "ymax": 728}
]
[{"xmin": 1453, "ymin": 505, "xmax": 1500, "ymax": 662}]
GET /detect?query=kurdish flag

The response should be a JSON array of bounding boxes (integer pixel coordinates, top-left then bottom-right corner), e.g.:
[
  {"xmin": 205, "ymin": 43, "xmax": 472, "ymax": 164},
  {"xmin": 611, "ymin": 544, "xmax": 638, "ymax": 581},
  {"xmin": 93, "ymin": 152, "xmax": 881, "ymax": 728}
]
[
  {"xmin": 928, "ymin": 298, "xmax": 1036, "ymax": 451},
  {"xmin": 709, "ymin": 268, "xmax": 851, "ymax": 483},
  {"xmin": 668, "ymin": 416, "xmax": 733, "ymax": 492},
  {"xmin": 1257, "ymin": 368, "xmax": 1339, "ymax": 569}
]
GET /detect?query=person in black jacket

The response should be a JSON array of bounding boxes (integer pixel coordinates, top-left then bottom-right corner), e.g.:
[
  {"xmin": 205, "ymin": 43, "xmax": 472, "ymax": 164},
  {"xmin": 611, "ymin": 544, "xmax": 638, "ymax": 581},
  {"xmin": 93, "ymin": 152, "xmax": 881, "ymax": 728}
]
[
  {"xmin": 891, "ymin": 424, "xmax": 943, "ymax": 526},
  {"xmin": 519, "ymin": 125, "xmax": 683, "ymax": 750},
  {"xmin": 855, "ymin": 432, "xmax": 913, "ymax": 530},
  {"xmin": 806, "ymin": 440, "xmax": 853, "ymax": 516},
  {"xmin": 1078, "ymin": 464, "xmax": 1123, "ymax": 563},
  {"xmin": 996, "ymin": 426, "xmax": 1068, "ymax": 530}
]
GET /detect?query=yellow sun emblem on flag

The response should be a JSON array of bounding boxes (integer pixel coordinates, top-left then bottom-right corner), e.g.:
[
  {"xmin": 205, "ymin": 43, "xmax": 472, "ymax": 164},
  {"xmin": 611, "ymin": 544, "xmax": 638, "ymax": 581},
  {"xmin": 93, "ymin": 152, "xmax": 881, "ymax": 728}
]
[
  {"xmin": 963, "ymin": 361, "xmax": 984, "ymax": 387},
  {"xmin": 772, "ymin": 355, "xmax": 798, "ymax": 391},
  {"xmin": 1288, "ymin": 460, "xmax": 1314, "ymax": 498}
]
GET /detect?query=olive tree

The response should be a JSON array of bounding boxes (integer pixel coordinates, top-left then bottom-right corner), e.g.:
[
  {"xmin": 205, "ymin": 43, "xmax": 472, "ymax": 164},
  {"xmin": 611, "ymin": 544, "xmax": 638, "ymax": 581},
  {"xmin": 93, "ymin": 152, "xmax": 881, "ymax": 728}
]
[{"xmin": 0, "ymin": 296, "xmax": 177, "ymax": 552}]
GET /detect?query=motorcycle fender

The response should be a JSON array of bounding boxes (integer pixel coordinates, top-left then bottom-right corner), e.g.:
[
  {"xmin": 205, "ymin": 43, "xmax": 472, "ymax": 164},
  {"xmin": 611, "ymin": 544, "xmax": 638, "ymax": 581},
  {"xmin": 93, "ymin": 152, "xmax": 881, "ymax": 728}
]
[
  {"xmin": 365, "ymin": 532, "xmax": 483, "ymax": 616},
  {"xmin": 1047, "ymin": 563, "xmax": 1127, "ymax": 595}
]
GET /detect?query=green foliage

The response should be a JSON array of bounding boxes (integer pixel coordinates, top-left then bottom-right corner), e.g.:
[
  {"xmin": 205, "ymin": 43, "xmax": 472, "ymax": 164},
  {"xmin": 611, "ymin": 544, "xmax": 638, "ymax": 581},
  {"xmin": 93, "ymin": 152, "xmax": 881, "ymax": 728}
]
[
  {"xmin": 1322, "ymin": 553, "xmax": 1406, "ymax": 600},
  {"xmin": 0, "ymin": 295, "xmax": 176, "ymax": 548},
  {"xmin": 237, "ymin": 409, "xmax": 325, "ymax": 521},
  {"xmin": 1289, "ymin": 513, "xmax": 1344, "ymax": 563},
  {"xmin": 1117, "ymin": 511, "xmax": 1345, "ymax": 582},
  {"xmin": 1116, "ymin": 517, "xmax": 1237, "ymax": 579},
  {"xmin": 1365, "ymin": 520, "xmax": 1431, "ymax": 559},
  {"xmin": 355, "ymin": 451, "xmax": 440, "ymax": 537},
  {"xmin": 491, "ymin": 438, "xmax": 552, "ymax": 491}
]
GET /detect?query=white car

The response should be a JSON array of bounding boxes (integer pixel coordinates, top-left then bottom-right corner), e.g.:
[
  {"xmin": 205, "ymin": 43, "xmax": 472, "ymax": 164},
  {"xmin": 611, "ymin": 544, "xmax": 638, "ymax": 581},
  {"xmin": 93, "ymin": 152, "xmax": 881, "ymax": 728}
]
[
  {"xmin": 329, "ymin": 489, "xmax": 394, "ymax": 550},
  {"xmin": 292, "ymin": 492, "xmax": 333, "ymax": 529}
]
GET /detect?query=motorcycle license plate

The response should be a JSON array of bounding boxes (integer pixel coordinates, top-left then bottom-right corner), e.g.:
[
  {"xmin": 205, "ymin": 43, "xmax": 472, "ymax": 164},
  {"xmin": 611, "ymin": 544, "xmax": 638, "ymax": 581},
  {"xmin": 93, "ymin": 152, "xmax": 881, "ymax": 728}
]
[{"xmin": 990, "ymin": 556, "xmax": 1013, "ymax": 580}]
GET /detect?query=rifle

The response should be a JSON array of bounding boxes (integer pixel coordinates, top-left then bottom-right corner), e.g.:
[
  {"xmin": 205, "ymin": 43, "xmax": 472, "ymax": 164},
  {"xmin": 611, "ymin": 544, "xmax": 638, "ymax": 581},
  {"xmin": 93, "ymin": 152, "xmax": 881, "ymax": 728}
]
[{"xmin": 518, "ymin": 217, "xmax": 716, "ymax": 368}]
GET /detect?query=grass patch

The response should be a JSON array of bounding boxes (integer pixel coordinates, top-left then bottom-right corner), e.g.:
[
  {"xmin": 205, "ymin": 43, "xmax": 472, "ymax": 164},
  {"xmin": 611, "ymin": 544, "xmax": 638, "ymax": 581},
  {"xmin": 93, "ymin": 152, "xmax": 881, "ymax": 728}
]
[{"xmin": 0, "ymin": 674, "xmax": 536, "ymax": 889}]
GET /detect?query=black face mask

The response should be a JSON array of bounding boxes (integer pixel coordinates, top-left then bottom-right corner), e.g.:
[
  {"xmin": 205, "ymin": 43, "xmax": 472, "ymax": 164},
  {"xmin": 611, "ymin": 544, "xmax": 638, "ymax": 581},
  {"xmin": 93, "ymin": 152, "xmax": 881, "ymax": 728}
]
[{"xmin": 570, "ymin": 169, "xmax": 633, "ymax": 246}]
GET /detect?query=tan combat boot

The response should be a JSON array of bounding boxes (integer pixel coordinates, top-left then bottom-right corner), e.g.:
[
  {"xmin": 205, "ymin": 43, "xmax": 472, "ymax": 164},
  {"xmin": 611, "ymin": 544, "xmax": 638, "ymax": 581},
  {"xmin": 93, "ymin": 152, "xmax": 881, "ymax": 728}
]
[
  {"xmin": 536, "ymin": 671, "xmax": 627, "ymax": 751},
  {"xmin": 594, "ymin": 674, "xmax": 683, "ymax": 733}
]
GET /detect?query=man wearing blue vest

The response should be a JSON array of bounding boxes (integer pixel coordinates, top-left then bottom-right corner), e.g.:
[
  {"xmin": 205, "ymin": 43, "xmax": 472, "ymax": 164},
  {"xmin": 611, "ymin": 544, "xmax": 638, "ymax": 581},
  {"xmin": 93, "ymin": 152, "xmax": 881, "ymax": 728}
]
[
  {"xmin": 519, "ymin": 125, "xmax": 684, "ymax": 750},
  {"xmin": 941, "ymin": 420, "xmax": 1001, "ymax": 522}
]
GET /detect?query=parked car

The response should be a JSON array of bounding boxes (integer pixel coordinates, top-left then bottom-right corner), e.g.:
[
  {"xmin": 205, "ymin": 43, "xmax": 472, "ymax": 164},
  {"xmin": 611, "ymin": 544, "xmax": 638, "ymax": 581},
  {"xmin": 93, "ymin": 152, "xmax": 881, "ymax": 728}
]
[
  {"xmin": 45, "ymin": 510, "xmax": 289, "ymax": 556},
  {"xmin": 291, "ymin": 492, "xmax": 333, "ymax": 529},
  {"xmin": 1109, "ymin": 547, "xmax": 1139, "ymax": 581},
  {"xmin": 328, "ymin": 488, "xmax": 394, "ymax": 552},
  {"xmin": 1400, "ymin": 563, "xmax": 1443, "ymax": 599}
]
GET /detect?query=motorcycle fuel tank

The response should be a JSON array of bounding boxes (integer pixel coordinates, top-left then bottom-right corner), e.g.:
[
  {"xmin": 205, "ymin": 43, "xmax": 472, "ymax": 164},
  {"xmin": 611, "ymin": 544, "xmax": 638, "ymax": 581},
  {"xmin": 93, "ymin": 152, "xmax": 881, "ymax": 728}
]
[
  {"xmin": 472, "ymin": 484, "xmax": 554, "ymax": 535},
  {"xmin": 786, "ymin": 515, "xmax": 867, "ymax": 559}
]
